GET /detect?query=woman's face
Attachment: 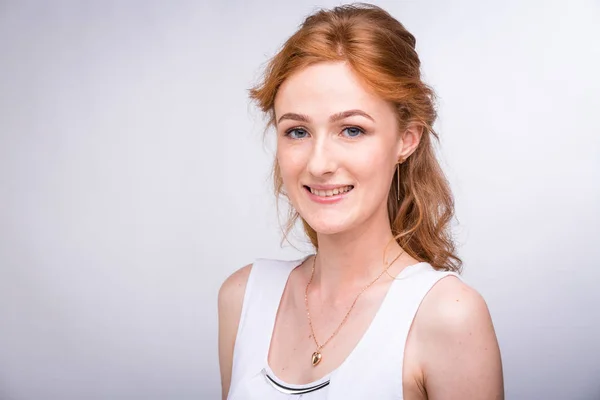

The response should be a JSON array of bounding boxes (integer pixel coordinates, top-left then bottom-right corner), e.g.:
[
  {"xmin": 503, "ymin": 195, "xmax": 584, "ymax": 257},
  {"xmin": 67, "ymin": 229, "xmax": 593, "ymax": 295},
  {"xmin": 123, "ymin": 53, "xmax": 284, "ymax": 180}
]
[{"xmin": 274, "ymin": 61, "xmax": 406, "ymax": 236}]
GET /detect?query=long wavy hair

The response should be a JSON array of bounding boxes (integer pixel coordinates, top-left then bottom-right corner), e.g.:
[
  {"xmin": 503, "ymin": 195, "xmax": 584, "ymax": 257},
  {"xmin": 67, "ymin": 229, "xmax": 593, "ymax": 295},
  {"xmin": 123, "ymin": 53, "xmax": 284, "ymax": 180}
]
[{"xmin": 249, "ymin": 3, "xmax": 461, "ymax": 272}]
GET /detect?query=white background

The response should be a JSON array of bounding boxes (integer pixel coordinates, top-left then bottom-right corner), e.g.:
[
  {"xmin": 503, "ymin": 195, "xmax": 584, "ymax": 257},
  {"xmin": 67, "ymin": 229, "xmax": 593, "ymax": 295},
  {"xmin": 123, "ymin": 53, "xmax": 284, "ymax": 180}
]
[{"xmin": 1, "ymin": 1, "xmax": 599, "ymax": 399}]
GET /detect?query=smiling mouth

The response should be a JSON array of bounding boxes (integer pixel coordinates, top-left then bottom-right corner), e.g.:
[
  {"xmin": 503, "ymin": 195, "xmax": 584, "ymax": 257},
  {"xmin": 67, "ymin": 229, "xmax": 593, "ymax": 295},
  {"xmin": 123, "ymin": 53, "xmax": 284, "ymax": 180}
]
[{"xmin": 304, "ymin": 185, "xmax": 354, "ymax": 197}]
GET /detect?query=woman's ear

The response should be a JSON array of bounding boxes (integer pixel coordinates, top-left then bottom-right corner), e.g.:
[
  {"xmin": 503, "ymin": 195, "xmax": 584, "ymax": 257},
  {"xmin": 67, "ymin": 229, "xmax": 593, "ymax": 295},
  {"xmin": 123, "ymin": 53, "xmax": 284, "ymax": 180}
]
[{"xmin": 397, "ymin": 122, "xmax": 423, "ymax": 161}]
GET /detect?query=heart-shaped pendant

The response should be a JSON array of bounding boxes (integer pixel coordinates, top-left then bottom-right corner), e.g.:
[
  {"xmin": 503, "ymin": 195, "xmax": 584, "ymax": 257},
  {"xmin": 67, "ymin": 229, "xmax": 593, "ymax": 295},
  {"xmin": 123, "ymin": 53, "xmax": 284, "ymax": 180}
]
[{"xmin": 311, "ymin": 351, "xmax": 322, "ymax": 366}]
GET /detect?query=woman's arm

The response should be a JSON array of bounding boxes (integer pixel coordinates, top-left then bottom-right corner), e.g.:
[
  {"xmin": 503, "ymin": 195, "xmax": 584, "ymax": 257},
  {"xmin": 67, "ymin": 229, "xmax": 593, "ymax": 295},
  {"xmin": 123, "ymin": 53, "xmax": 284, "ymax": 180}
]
[
  {"xmin": 413, "ymin": 276, "xmax": 504, "ymax": 399},
  {"xmin": 218, "ymin": 264, "xmax": 253, "ymax": 400}
]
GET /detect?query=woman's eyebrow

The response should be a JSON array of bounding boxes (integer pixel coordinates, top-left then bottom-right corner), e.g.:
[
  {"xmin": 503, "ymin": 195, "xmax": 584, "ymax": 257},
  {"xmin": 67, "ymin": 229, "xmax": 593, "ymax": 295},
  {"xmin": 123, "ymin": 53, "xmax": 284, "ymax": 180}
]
[{"xmin": 277, "ymin": 109, "xmax": 375, "ymax": 125}]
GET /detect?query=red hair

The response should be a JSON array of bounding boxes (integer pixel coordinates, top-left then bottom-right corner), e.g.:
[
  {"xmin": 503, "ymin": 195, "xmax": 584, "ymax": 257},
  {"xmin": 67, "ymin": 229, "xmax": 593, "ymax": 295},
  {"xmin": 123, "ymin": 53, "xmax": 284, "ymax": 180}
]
[{"xmin": 249, "ymin": 3, "xmax": 461, "ymax": 272}]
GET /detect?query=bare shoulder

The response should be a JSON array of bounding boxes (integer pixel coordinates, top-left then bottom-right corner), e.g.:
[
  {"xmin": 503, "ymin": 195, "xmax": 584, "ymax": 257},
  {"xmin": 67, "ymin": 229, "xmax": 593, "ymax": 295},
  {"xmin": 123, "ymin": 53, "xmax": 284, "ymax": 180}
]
[
  {"xmin": 218, "ymin": 263, "xmax": 253, "ymax": 310},
  {"xmin": 411, "ymin": 274, "xmax": 504, "ymax": 399},
  {"xmin": 418, "ymin": 275, "xmax": 492, "ymax": 333}
]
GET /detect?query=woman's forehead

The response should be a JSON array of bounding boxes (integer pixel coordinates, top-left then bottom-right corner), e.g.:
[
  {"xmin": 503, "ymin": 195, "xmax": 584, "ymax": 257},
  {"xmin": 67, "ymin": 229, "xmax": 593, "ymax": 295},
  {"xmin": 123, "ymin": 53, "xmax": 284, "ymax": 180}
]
[{"xmin": 274, "ymin": 62, "xmax": 390, "ymax": 123}]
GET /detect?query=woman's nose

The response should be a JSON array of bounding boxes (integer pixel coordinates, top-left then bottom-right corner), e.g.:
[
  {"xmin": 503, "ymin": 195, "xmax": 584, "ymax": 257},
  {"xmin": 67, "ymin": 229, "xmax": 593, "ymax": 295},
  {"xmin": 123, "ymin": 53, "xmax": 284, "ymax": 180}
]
[{"xmin": 306, "ymin": 135, "xmax": 337, "ymax": 177}]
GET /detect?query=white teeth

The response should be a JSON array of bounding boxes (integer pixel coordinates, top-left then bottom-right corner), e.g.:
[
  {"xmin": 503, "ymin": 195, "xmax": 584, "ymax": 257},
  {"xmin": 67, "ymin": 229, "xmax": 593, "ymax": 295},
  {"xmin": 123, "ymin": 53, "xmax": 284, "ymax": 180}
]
[{"xmin": 309, "ymin": 185, "xmax": 353, "ymax": 197}]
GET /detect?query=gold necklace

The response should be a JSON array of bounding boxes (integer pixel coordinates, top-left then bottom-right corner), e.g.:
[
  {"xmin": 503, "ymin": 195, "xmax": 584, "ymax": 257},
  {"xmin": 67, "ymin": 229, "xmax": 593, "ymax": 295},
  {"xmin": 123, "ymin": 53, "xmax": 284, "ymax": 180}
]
[{"xmin": 304, "ymin": 251, "xmax": 402, "ymax": 367}]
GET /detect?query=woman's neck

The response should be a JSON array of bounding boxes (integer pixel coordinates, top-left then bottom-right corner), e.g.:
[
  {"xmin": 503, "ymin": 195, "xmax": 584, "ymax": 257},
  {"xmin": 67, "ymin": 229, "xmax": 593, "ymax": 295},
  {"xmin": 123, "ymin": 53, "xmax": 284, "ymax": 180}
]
[{"xmin": 310, "ymin": 216, "xmax": 410, "ymax": 304}]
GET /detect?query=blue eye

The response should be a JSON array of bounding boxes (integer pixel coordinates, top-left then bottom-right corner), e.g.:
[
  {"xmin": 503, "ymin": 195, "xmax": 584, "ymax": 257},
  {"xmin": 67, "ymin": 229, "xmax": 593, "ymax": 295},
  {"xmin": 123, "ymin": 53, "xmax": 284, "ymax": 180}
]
[
  {"xmin": 285, "ymin": 128, "xmax": 309, "ymax": 139},
  {"xmin": 343, "ymin": 126, "xmax": 364, "ymax": 138},
  {"xmin": 284, "ymin": 126, "xmax": 365, "ymax": 139}
]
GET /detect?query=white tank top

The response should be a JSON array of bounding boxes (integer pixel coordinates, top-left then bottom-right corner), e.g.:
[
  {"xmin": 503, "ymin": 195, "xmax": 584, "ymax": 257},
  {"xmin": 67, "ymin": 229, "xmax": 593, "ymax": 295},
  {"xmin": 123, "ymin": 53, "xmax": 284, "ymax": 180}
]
[{"xmin": 227, "ymin": 255, "xmax": 460, "ymax": 399}]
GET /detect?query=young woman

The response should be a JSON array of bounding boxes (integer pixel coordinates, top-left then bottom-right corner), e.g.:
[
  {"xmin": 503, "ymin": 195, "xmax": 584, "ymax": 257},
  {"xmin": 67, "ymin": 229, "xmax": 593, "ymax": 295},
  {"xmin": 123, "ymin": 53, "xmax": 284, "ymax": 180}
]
[{"xmin": 218, "ymin": 3, "xmax": 503, "ymax": 399}]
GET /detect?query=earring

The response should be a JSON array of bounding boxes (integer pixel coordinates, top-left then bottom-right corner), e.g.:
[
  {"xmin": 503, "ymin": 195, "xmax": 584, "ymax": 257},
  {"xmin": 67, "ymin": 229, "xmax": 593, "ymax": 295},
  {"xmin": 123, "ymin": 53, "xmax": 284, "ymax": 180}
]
[{"xmin": 396, "ymin": 158, "xmax": 404, "ymax": 201}]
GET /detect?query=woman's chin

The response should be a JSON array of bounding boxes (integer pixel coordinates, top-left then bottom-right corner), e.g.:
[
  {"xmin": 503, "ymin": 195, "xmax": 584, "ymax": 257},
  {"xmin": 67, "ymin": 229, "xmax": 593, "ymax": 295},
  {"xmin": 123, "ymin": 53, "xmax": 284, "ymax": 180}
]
[{"xmin": 303, "ymin": 217, "xmax": 354, "ymax": 236}]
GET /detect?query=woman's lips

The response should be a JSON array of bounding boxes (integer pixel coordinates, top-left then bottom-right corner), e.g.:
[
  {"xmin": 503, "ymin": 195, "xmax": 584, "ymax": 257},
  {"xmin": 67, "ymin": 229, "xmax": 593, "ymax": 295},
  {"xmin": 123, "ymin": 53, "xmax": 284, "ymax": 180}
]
[{"xmin": 304, "ymin": 185, "xmax": 354, "ymax": 204}]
